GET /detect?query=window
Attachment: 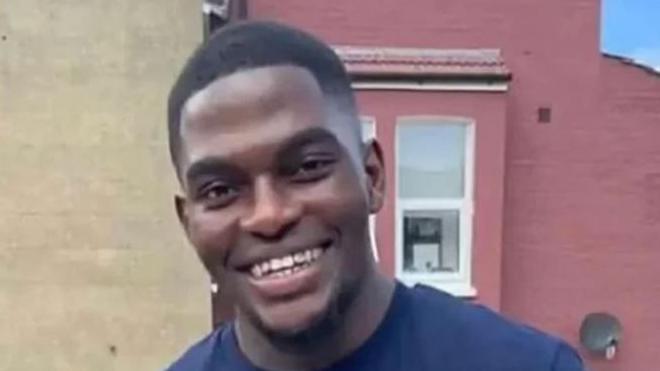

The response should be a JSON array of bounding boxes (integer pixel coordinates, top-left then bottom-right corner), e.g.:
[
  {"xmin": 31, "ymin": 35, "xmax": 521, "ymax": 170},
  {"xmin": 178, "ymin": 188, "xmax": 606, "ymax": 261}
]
[
  {"xmin": 360, "ymin": 117, "xmax": 379, "ymax": 262},
  {"xmin": 202, "ymin": 0, "xmax": 230, "ymax": 40},
  {"xmin": 202, "ymin": 0, "xmax": 248, "ymax": 40},
  {"xmin": 396, "ymin": 117, "xmax": 474, "ymax": 295}
]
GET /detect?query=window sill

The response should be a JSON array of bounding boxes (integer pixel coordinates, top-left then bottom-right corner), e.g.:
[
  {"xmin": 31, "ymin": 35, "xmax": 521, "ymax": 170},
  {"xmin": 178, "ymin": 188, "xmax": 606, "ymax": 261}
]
[{"xmin": 399, "ymin": 277, "xmax": 477, "ymax": 298}]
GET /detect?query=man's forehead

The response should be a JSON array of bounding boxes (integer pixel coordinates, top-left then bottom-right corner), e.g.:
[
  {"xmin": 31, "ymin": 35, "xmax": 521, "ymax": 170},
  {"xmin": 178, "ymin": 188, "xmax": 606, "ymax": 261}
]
[
  {"xmin": 182, "ymin": 126, "xmax": 344, "ymax": 182},
  {"xmin": 179, "ymin": 66, "xmax": 326, "ymax": 150},
  {"xmin": 181, "ymin": 122, "xmax": 331, "ymax": 166},
  {"xmin": 176, "ymin": 64, "xmax": 362, "ymax": 173},
  {"xmin": 181, "ymin": 65, "xmax": 323, "ymax": 126}
]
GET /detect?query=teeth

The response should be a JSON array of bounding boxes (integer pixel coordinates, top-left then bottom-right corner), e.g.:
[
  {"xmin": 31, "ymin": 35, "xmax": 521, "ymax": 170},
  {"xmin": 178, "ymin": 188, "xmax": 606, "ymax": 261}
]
[
  {"xmin": 249, "ymin": 246, "xmax": 327, "ymax": 279},
  {"xmin": 251, "ymin": 264, "xmax": 263, "ymax": 278},
  {"xmin": 271, "ymin": 259, "xmax": 282, "ymax": 271},
  {"xmin": 260, "ymin": 262, "xmax": 270, "ymax": 275},
  {"xmin": 294, "ymin": 252, "xmax": 305, "ymax": 263}
]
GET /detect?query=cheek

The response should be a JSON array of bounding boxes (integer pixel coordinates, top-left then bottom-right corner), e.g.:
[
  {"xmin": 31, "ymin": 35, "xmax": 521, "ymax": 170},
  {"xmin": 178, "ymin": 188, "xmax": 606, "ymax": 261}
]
[
  {"xmin": 332, "ymin": 164, "xmax": 370, "ymax": 222},
  {"xmin": 301, "ymin": 166, "xmax": 370, "ymax": 239},
  {"xmin": 187, "ymin": 207, "xmax": 238, "ymax": 269},
  {"xmin": 316, "ymin": 175, "xmax": 373, "ymax": 284}
]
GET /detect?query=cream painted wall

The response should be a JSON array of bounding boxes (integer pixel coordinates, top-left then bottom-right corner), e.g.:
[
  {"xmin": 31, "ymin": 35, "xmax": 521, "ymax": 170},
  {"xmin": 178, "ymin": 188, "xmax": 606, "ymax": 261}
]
[{"xmin": 0, "ymin": 1, "xmax": 209, "ymax": 369}]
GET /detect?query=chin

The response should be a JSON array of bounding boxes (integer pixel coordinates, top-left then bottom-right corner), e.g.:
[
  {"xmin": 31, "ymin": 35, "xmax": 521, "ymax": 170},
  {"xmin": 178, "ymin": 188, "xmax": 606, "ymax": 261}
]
[
  {"xmin": 260, "ymin": 297, "xmax": 333, "ymax": 339},
  {"xmin": 240, "ymin": 267, "xmax": 360, "ymax": 345}
]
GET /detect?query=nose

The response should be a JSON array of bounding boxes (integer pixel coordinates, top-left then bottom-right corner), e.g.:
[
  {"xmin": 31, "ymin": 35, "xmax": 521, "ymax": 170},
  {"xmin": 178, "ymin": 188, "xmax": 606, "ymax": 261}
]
[{"xmin": 240, "ymin": 176, "xmax": 302, "ymax": 239}]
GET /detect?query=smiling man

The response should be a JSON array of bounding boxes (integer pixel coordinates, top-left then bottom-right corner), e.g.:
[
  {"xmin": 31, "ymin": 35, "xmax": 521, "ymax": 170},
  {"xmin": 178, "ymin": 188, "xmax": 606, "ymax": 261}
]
[{"xmin": 165, "ymin": 21, "xmax": 584, "ymax": 371}]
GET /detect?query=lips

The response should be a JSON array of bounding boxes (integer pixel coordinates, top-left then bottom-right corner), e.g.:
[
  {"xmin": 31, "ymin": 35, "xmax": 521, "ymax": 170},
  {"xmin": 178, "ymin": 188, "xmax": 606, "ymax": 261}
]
[{"xmin": 242, "ymin": 239, "xmax": 333, "ymax": 299}]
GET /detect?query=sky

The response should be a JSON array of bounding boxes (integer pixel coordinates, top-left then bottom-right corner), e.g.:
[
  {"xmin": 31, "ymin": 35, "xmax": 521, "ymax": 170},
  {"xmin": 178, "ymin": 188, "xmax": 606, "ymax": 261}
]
[{"xmin": 602, "ymin": 0, "xmax": 660, "ymax": 70}]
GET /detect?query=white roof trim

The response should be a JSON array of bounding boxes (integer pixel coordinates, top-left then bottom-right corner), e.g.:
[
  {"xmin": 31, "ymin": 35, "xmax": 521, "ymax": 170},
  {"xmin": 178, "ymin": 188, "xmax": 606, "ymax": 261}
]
[{"xmin": 352, "ymin": 80, "xmax": 509, "ymax": 92}]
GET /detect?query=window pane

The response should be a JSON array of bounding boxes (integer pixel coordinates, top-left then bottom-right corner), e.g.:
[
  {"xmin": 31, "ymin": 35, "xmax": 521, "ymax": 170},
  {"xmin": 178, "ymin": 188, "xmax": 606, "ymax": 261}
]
[
  {"xmin": 361, "ymin": 118, "xmax": 375, "ymax": 140},
  {"xmin": 361, "ymin": 117, "xmax": 378, "ymax": 261},
  {"xmin": 403, "ymin": 209, "xmax": 460, "ymax": 273},
  {"xmin": 398, "ymin": 122, "xmax": 466, "ymax": 198}
]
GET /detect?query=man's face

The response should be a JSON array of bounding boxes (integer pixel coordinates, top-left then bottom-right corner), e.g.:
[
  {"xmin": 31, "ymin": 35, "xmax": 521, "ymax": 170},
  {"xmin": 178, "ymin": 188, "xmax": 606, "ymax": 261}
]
[{"xmin": 175, "ymin": 66, "xmax": 383, "ymax": 337}]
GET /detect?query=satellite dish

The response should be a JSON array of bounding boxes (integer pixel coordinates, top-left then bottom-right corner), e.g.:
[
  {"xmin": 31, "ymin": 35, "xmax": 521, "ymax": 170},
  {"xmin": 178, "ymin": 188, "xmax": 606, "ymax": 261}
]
[{"xmin": 579, "ymin": 312, "xmax": 622, "ymax": 360}]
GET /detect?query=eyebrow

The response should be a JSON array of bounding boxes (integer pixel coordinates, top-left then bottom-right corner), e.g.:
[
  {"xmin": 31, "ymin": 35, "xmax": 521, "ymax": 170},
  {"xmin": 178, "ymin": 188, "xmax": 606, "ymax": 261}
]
[
  {"xmin": 184, "ymin": 127, "xmax": 340, "ymax": 183},
  {"xmin": 185, "ymin": 158, "xmax": 240, "ymax": 186},
  {"xmin": 274, "ymin": 127, "xmax": 340, "ymax": 160}
]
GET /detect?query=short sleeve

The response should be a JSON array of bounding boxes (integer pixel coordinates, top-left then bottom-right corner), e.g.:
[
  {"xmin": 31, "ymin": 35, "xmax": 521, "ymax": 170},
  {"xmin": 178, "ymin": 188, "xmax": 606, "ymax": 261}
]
[{"xmin": 551, "ymin": 343, "xmax": 585, "ymax": 371}]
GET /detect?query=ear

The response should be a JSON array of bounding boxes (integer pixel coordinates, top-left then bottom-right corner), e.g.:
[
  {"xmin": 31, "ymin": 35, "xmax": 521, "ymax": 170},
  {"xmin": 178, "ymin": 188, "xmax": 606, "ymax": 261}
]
[
  {"xmin": 363, "ymin": 139, "xmax": 386, "ymax": 214},
  {"xmin": 174, "ymin": 194, "xmax": 191, "ymax": 237}
]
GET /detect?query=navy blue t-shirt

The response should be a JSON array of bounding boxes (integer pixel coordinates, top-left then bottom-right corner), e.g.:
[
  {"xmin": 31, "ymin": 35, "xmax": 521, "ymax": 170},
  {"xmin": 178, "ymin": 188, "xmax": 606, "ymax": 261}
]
[{"xmin": 166, "ymin": 282, "xmax": 584, "ymax": 370}]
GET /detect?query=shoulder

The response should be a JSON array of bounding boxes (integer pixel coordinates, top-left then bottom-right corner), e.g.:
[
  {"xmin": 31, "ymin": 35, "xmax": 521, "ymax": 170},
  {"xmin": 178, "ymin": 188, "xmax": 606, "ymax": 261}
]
[
  {"xmin": 402, "ymin": 284, "xmax": 584, "ymax": 370},
  {"xmin": 164, "ymin": 326, "xmax": 224, "ymax": 371}
]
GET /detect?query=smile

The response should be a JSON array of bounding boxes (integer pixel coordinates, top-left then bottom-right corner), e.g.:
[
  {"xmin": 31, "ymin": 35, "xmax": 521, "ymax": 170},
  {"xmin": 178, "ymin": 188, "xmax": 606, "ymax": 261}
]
[{"xmin": 249, "ymin": 247, "xmax": 327, "ymax": 280}]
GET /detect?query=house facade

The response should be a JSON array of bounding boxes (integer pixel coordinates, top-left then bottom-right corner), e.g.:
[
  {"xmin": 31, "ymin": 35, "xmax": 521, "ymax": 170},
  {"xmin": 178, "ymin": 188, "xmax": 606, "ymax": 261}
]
[{"xmin": 210, "ymin": 1, "xmax": 660, "ymax": 370}]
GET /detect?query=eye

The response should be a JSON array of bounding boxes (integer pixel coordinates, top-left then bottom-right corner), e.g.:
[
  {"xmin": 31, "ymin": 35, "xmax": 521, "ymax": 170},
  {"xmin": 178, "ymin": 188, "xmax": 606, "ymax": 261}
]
[
  {"xmin": 290, "ymin": 156, "xmax": 336, "ymax": 182},
  {"xmin": 197, "ymin": 182, "xmax": 239, "ymax": 209}
]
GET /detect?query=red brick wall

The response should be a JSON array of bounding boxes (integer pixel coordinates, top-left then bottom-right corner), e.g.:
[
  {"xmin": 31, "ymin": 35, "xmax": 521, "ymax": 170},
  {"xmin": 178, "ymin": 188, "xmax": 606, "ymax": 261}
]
[
  {"xmin": 249, "ymin": 0, "xmax": 599, "ymax": 56},
  {"xmin": 502, "ymin": 56, "xmax": 660, "ymax": 371}
]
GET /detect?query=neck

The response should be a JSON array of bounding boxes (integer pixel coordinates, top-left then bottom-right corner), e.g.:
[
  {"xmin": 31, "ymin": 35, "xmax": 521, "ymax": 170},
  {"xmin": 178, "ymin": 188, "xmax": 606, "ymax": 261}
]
[{"xmin": 235, "ymin": 267, "xmax": 395, "ymax": 371}]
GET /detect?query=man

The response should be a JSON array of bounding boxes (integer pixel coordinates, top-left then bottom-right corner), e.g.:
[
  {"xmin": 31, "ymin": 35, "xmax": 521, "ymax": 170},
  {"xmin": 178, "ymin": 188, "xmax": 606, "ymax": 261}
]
[{"xmin": 165, "ymin": 21, "xmax": 584, "ymax": 371}]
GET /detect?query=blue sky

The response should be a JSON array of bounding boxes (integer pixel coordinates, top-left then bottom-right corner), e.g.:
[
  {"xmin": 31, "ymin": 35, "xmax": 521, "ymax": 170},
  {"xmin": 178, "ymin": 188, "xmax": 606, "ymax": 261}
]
[{"xmin": 602, "ymin": 0, "xmax": 660, "ymax": 70}]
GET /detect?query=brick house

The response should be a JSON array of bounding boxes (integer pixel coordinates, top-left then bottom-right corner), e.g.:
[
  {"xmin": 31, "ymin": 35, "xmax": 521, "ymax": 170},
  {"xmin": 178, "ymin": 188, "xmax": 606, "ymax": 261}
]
[{"xmin": 208, "ymin": 1, "xmax": 660, "ymax": 370}]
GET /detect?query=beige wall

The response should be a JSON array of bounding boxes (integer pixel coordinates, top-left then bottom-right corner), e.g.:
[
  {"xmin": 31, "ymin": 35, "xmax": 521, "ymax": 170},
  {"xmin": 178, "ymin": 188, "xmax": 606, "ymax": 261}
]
[{"xmin": 0, "ymin": 1, "xmax": 209, "ymax": 369}]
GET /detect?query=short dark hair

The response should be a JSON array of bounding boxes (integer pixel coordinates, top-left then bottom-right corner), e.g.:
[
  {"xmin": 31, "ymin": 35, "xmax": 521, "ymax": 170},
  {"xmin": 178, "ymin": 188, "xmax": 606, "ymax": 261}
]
[{"xmin": 167, "ymin": 21, "xmax": 357, "ymax": 166}]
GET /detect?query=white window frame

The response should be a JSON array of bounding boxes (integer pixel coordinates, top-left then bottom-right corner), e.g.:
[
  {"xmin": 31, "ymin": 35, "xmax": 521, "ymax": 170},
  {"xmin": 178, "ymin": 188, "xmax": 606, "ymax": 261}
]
[
  {"xmin": 395, "ymin": 116, "xmax": 476, "ymax": 297},
  {"xmin": 360, "ymin": 116, "xmax": 379, "ymax": 262}
]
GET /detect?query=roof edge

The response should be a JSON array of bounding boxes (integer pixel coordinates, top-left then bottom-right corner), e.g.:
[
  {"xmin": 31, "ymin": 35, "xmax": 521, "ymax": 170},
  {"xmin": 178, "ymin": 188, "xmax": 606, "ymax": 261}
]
[
  {"xmin": 334, "ymin": 45, "xmax": 511, "ymax": 81},
  {"xmin": 602, "ymin": 52, "xmax": 660, "ymax": 78}
]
